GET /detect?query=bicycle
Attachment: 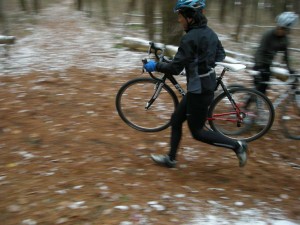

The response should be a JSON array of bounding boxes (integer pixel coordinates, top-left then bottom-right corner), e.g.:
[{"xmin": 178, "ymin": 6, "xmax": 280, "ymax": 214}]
[
  {"xmin": 230, "ymin": 69, "xmax": 300, "ymax": 140},
  {"xmin": 116, "ymin": 42, "xmax": 275, "ymax": 142}
]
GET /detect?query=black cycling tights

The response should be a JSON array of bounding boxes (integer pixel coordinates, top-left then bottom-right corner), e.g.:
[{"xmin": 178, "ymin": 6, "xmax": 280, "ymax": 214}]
[{"xmin": 168, "ymin": 92, "xmax": 239, "ymax": 161}]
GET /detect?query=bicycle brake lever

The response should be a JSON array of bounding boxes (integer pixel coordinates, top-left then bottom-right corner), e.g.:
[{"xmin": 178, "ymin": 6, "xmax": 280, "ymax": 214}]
[
  {"xmin": 141, "ymin": 58, "xmax": 148, "ymax": 74},
  {"xmin": 142, "ymin": 58, "xmax": 148, "ymax": 64}
]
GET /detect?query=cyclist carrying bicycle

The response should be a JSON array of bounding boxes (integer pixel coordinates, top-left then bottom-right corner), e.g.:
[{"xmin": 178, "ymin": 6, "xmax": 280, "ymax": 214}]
[
  {"xmin": 253, "ymin": 11, "xmax": 299, "ymax": 94},
  {"xmin": 143, "ymin": 0, "xmax": 248, "ymax": 168}
]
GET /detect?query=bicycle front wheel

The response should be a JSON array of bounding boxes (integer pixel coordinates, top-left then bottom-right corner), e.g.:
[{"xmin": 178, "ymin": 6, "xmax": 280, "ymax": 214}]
[
  {"xmin": 116, "ymin": 77, "xmax": 179, "ymax": 132},
  {"xmin": 208, "ymin": 88, "xmax": 275, "ymax": 142},
  {"xmin": 280, "ymin": 93, "xmax": 300, "ymax": 140}
]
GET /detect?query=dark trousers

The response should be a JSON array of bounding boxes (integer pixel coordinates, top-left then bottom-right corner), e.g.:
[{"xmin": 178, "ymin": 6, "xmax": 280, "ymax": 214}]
[
  {"xmin": 253, "ymin": 65, "xmax": 271, "ymax": 94},
  {"xmin": 168, "ymin": 92, "xmax": 238, "ymax": 161}
]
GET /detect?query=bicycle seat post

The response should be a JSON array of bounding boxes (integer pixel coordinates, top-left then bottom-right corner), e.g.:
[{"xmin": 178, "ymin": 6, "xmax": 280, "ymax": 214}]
[
  {"xmin": 220, "ymin": 68, "xmax": 227, "ymax": 78},
  {"xmin": 215, "ymin": 68, "xmax": 226, "ymax": 91}
]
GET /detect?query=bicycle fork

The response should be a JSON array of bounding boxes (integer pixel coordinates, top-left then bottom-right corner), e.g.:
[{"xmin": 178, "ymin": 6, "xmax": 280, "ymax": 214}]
[
  {"xmin": 145, "ymin": 75, "xmax": 184, "ymax": 110},
  {"xmin": 145, "ymin": 82, "xmax": 164, "ymax": 110}
]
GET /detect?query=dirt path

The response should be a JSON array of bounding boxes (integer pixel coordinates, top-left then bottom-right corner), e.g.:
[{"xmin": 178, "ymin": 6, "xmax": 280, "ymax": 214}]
[{"xmin": 0, "ymin": 1, "xmax": 299, "ymax": 225}]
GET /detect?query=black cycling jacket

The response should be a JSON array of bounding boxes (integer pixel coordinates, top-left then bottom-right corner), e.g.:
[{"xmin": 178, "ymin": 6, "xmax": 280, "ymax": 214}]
[
  {"xmin": 156, "ymin": 24, "xmax": 226, "ymax": 94},
  {"xmin": 254, "ymin": 28, "xmax": 290, "ymax": 69}
]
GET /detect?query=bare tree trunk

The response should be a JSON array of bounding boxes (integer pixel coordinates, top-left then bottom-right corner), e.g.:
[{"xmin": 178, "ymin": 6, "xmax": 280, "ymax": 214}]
[
  {"xmin": 100, "ymin": 0, "xmax": 109, "ymax": 24},
  {"xmin": 161, "ymin": 0, "xmax": 182, "ymax": 45},
  {"xmin": 32, "ymin": 0, "xmax": 40, "ymax": 14},
  {"xmin": 0, "ymin": 0, "xmax": 4, "ymax": 21},
  {"xmin": 144, "ymin": 0, "xmax": 156, "ymax": 41},
  {"xmin": 124, "ymin": 0, "xmax": 137, "ymax": 25},
  {"xmin": 293, "ymin": 0, "xmax": 300, "ymax": 14},
  {"xmin": 19, "ymin": 0, "xmax": 27, "ymax": 11},
  {"xmin": 234, "ymin": 0, "xmax": 247, "ymax": 42},
  {"xmin": 271, "ymin": 0, "xmax": 287, "ymax": 17},
  {"xmin": 76, "ymin": 0, "xmax": 83, "ymax": 11},
  {"xmin": 244, "ymin": 0, "xmax": 258, "ymax": 42},
  {"xmin": 85, "ymin": 0, "xmax": 92, "ymax": 17},
  {"xmin": 0, "ymin": 0, "xmax": 9, "ymax": 34},
  {"xmin": 219, "ymin": 0, "xmax": 227, "ymax": 23},
  {"xmin": 282, "ymin": 0, "xmax": 289, "ymax": 11},
  {"xmin": 250, "ymin": 0, "xmax": 258, "ymax": 28}
]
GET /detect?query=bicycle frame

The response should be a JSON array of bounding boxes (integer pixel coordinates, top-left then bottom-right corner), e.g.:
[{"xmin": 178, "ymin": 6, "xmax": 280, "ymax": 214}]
[
  {"xmin": 116, "ymin": 41, "xmax": 275, "ymax": 141},
  {"xmin": 143, "ymin": 41, "xmax": 248, "ymax": 127},
  {"xmin": 145, "ymin": 69, "xmax": 245, "ymax": 126},
  {"xmin": 260, "ymin": 73, "xmax": 299, "ymax": 110}
]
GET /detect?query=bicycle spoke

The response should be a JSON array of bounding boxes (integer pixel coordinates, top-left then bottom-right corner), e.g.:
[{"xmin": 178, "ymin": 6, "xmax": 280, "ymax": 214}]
[
  {"xmin": 116, "ymin": 78, "xmax": 178, "ymax": 132},
  {"xmin": 280, "ymin": 95, "xmax": 300, "ymax": 140},
  {"xmin": 208, "ymin": 88, "xmax": 274, "ymax": 142}
]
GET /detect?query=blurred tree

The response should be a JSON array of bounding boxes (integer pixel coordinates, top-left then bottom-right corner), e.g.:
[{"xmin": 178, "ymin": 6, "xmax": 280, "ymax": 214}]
[
  {"xmin": 19, "ymin": 0, "xmax": 27, "ymax": 11},
  {"xmin": 19, "ymin": 0, "xmax": 40, "ymax": 13},
  {"xmin": 250, "ymin": 1, "xmax": 258, "ymax": 31},
  {"xmin": 269, "ymin": 0, "xmax": 300, "ymax": 17},
  {"xmin": 242, "ymin": 0, "xmax": 259, "ymax": 43},
  {"xmin": 32, "ymin": 0, "xmax": 40, "ymax": 14},
  {"xmin": 123, "ymin": 0, "xmax": 138, "ymax": 36},
  {"xmin": 271, "ymin": 0, "xmax": 288, "ymax": 17},
  {"xmin": 294, "ymin": 0, "xmax": 300, "ymax": 14},
  {"xmin": 0, "ymin": 0, "xmax": 8, "ymax": 34},
  {"xmin": 0, "ymin": 0, "xmax": 3, "ymax": 19},
  {"xmin": 99, "ymin": 0, "xmax": 109, "ymax": 24},
  {"xmin": 126, "ymin": 0, "xmax": 137, "ymax": 12},
  {"xmin": 219, "ymin": 0, "xmax": 228, "ymax": 23},
  {"xmin": 234, "ymin": 0, "xmax": 247, "ymax": 42},
  {"xmin": 85, "ymin": 0, "xmax": 92, "ymax": 17},
  {"xmin": 75, "ymin": 0, "xmax": 93, "ymax": 17},
  {"xmin": 144, "ymin": 0, "xmax": 156, "ymax": 41},
  {"xmin": 250, "ymin": 0, "xmax": 259, "ymax": 25},
  {"xmin": 123, "ymin": 0, "xmax": 137, "ymax": 25},
  {"xmin": 161, "ymin": 0, "xmax": 182, "ymax": 45},
  {"xmin": 76, "ymin": 0, "xmax": 83, "ymax": 11}
]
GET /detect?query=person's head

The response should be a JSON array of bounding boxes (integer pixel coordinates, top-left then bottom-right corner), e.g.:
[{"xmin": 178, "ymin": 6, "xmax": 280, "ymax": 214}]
[
  {"xmin": 174, "ymin": 0, "xmax": 207, "ymax": 31},
  {"xmin": 275, "ymin": 11, "xmax": 299, "ymax": 36}
]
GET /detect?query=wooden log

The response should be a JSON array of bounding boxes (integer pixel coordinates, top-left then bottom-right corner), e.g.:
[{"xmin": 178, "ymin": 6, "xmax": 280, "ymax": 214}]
[
  {"xmin": 0, "ymin": 36, "xmax": 16, "ymax": 44},
  {"xmin": 122, "ymin": 37, "xmax": 252, "ymax": 66},
  {"xmin": 122, "ymin": 37, "xmax": 150, "ymax": 52},
  {"xmin": 122, "ymin": 36, "xmax": 297, "ymax": 78},
  {"xmin": 122, "ymin": 37, "xmax": 177, "ymax": 57}
]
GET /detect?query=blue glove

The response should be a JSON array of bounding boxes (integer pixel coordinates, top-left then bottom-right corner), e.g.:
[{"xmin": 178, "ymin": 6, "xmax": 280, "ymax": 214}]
[{"xmin": 144, "ymin": 60, "xmax": 157, "ymax": 72}]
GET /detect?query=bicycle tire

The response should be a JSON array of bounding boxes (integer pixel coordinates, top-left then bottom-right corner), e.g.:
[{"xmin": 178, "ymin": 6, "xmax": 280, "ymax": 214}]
[
  {"xmin": 280, "ymin": 93, "xmax": 300, "ymax": 140},
  {"xmin": 116, "ymin": 77, "xmax": 179, "ymax": 132},
  {"xmin": 208, "ymin": 87, "xmax": 275, "ymax": 142}
]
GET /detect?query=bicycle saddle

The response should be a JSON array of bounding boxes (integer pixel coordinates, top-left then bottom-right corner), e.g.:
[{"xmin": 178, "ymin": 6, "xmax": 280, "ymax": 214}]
[{"xmin": 216, "ymin": 62, "xmax": 246, "ymax": 72}]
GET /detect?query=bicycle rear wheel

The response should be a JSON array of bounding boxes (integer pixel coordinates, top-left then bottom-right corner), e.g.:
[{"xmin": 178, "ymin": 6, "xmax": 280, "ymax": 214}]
[
  {"xmin": 208, "ymin": 88, "xmax": 275, "ymax": 142},
  {"xmin": 116, "ymin": 77, "xmax": 178, "ymax": 132},
  {"xmin": 280, "ymin": 92, "xmax": 300, "ymax": 140}
]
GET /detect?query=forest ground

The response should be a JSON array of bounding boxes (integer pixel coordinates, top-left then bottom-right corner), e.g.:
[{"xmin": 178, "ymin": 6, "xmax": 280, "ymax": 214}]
[{"xmin": 0, "ymin": 1, "xmax": 299, "ymax": 225}]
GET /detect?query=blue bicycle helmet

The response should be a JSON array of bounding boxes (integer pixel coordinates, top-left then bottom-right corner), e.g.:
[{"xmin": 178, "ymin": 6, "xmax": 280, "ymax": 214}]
[
  {"xmin": 276, "ymin": 12, "xmax": 298, "ymax": 28},
  {"xmin": 174, "ymin": 0, "xmax": 206, "ymax": 12}
]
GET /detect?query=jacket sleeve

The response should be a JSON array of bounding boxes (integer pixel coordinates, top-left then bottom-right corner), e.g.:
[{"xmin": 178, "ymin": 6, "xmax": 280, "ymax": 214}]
[
  {"xmin": 283, "ymin": 37, "xmax": 292, "ymax": 70},
  {"xmin": 156, "ymin": 36, "xmax": 193, "ymax": 75},
  {"xmin": 215, "ymin": 40, "xmax": 226, "ymax": 62}
]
